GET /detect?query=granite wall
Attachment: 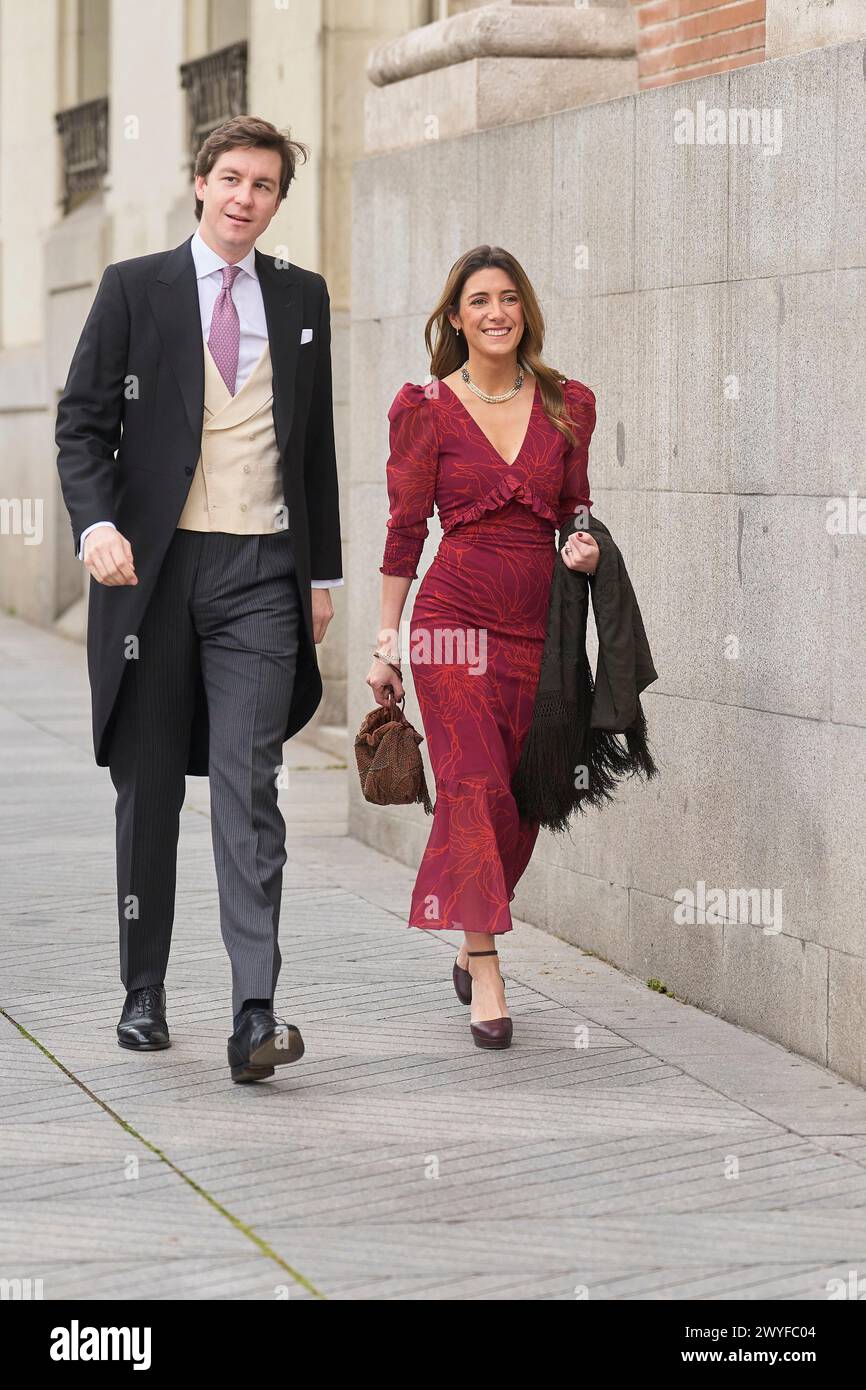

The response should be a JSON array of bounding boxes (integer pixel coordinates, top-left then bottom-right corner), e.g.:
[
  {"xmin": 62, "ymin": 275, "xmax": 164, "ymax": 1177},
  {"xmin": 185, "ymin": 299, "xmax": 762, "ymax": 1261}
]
[{"xmin": 349, "ymin": 38, "xmax": 866, "ymax": 1085}]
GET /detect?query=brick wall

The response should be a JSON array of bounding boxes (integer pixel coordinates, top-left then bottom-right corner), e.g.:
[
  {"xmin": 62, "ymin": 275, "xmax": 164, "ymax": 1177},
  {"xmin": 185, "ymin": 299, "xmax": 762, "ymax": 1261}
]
[{"xmin": 631, "ymin": 0, "xmax": 766, "ymax": 89}]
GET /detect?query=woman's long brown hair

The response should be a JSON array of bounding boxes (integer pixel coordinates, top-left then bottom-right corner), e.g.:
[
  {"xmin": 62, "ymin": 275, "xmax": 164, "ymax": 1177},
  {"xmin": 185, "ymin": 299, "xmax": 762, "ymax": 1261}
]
[{"xmin": 424, "ymin": 245, "xmax": 579, "ymax": 447}]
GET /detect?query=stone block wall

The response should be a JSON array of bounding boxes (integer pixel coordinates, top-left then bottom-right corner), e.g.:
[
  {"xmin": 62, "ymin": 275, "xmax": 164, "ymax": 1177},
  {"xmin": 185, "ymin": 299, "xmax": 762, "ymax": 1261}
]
[{"xmin": 349, "ymin": 38, "xmax": 866, "ymax": 1084}]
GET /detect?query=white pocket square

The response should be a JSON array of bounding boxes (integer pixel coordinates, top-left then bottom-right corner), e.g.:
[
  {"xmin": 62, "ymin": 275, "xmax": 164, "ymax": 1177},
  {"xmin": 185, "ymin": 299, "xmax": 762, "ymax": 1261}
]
[{"xmin": 300, "ymin": 328, "xmax": 314, "ymax": 344}]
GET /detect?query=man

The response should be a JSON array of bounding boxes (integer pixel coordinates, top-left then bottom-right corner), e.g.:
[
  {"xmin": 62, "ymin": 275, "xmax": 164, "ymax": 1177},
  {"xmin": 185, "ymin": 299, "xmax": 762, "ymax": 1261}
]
[{"xmin": 55, "ymin": 115, "xmax": 342, "ymax": 1084}]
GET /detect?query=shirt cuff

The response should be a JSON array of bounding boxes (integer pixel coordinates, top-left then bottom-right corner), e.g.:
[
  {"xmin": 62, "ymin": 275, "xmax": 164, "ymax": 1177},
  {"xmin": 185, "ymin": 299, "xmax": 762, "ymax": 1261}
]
[
  {"xmin": 311, "ymin": 578, "xmax": 344, "ymax": 588},
  {"xmin": 78, "ymin": 521, "xmax": 117, "ymax": 560}
]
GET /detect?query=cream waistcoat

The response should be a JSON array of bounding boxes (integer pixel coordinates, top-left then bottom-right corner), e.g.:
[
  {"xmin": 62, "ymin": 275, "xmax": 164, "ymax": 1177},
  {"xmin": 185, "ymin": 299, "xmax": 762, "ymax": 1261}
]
[{"xmin": 176, "ymin": 339, "xmax": 288, "ymax": 534}]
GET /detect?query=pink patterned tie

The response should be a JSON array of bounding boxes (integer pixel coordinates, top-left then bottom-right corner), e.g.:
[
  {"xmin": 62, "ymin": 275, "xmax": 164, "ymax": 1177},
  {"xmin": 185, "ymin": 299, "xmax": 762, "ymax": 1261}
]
[{"xmin": 208, "ymin": 264, "xmax": 242, "ymax": 395}]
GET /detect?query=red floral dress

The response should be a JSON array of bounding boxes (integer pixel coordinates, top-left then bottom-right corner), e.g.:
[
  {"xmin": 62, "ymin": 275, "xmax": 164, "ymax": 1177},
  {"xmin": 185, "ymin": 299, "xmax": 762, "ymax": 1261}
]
[{"xmin": 380, "ymin": 376, "xmax": 596, "ymax": 934}]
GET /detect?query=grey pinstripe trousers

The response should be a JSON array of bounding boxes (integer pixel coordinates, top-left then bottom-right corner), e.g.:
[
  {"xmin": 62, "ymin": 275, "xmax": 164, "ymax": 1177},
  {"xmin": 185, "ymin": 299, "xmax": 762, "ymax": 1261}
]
[{"xmin": 107, "ymin": 528, "xmax": 300, "ymax": 1018}]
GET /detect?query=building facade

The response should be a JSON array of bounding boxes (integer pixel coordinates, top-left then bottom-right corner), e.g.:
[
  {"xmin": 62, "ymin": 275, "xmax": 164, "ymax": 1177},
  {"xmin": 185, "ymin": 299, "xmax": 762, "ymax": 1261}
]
[
  {"xmin": 2, "ymin": 0, "xmax": 864, "ymax": 1083},
  {"xmin": 350, "ymin": 0, "xmax": 866, "ymax": 1085}
]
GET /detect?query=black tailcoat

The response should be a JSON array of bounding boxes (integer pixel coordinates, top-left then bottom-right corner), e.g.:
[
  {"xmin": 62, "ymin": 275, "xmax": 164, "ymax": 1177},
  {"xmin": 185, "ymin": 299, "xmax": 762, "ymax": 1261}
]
[{"xmin": 55, "ymin": 234, "xmax": 342, "ymax": 774}]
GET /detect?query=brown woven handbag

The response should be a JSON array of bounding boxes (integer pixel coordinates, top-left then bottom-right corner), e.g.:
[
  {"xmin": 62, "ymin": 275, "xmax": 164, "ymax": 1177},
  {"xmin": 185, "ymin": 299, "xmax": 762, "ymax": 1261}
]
[{"xmin": 354, "ymin": 690, "xmax": 434, "ymax": 813}]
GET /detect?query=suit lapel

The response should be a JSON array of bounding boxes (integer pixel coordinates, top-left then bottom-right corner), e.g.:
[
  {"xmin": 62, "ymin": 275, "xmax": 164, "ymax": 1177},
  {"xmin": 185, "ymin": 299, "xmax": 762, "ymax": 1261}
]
[
  {"xmin": 147, "ymin": 237, "xmax": 204, "ymax": 448},
  {"xmin": 147, "ymin": 236, "xmax": 302, "ymax": 458},
  {"xmin": 255, "ymin": 249, "xmax": 302, "ymax": 456}
]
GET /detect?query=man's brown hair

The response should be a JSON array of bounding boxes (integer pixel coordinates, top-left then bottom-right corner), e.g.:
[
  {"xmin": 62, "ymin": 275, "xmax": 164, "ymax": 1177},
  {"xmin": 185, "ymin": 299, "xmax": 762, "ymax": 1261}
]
[{"xmin": 193, "ymin": 115, "xmax": 309, "ymax": 221}]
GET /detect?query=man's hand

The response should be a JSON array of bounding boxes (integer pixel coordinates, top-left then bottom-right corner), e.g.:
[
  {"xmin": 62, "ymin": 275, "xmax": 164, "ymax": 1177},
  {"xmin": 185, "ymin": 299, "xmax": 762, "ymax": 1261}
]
[
  {"xmin": 83, "ymin": 525, "xmax": 137, "ymax": 586},
  {"xmin": 311, "ymin": 587, "xmax": 334, "ymax": 643}
]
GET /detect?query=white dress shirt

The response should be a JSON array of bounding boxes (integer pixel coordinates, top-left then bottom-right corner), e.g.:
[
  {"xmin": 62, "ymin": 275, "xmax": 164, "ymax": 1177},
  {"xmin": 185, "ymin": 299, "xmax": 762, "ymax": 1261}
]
[{"xmin": 79, "ymin": 227, "xmax": 342, "ymax": 588}]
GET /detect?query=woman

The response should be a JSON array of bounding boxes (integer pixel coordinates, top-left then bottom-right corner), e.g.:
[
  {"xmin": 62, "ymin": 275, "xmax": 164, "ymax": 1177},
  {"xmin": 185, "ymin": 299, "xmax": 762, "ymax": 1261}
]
[{"xmin": 365, "ymin": 246, "xmax": 599, "ymax": 1050}]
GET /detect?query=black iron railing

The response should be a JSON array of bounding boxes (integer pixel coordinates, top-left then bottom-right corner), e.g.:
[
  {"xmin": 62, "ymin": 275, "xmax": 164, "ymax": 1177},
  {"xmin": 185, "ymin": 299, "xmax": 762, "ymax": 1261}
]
[
  {"xmin": 55, "ymin": 97, "xmax": 109, "ymax": 213},
  {"xmin": 180, "ymin": 41, "xmax": 248, "ymax": 174}
]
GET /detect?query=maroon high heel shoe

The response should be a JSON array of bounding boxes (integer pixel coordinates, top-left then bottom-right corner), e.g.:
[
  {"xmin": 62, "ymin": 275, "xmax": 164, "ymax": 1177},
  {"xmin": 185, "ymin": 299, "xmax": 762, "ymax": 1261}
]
[
  {"xmin": 467, "ymin": 949, "xmax": 512, "ymax": 1050},
  {"xmin": 453, "ymin": 956, "xmax": 472, "ymax": 1005}
]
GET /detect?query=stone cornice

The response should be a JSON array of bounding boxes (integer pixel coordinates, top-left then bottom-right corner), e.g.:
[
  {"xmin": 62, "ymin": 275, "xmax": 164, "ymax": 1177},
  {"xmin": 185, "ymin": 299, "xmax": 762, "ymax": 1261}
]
[{"xmin": 366, "ymin": 3, "xmax": 636, "ymax": 87}]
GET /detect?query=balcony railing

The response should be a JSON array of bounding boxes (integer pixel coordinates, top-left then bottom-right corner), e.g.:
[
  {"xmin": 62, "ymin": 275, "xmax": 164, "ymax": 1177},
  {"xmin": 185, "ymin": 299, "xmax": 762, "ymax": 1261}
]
[
  {"xmin": 180, "ymin": 41, "xmax": 248, "ymax": 174},
  {"xmin": 55, "ymin": 97, "xmax": 109, "ymax": 213}
]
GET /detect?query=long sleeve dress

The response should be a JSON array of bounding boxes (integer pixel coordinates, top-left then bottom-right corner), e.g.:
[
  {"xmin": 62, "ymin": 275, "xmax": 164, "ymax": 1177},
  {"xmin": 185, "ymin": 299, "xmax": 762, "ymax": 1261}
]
[{"xmin": 380, "ymin": 375, "xmax": 596, "ymax": 935}]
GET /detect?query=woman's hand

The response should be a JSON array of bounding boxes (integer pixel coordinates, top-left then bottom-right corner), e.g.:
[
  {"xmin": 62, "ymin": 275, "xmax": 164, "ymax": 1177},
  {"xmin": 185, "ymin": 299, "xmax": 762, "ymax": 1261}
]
[
  {"xmin": 366, "ymin": 657, "xmax": 405, "ymax": 707},
  {"xmin": 561, "ymin": 531, "xmax": 600, "ymax": 574}
]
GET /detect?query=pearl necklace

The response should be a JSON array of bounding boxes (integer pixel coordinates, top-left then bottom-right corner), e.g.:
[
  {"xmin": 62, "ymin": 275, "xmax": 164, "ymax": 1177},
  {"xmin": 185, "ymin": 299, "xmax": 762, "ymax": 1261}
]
[{"xmin": 459, "ymin": 365, "xmax": 525, "ymax": 404}]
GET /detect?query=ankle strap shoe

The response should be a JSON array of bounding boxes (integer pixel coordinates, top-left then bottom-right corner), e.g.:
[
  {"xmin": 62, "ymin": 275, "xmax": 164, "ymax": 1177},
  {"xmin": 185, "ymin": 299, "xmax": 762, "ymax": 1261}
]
[{"xmin": 466, "ymin": 950, "xmax": 512, "ymax": 1049}]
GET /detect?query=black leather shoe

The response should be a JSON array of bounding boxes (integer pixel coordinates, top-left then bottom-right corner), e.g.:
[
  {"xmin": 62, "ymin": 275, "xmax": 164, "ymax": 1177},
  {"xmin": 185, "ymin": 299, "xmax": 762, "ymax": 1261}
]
[
  {"xmin": 117, "ymin": 985, "xmax": 170, "ymax": 1051},
  {"xmin": 227, "ymin": 1007, "xmax": 304, "ymax": 1083}
]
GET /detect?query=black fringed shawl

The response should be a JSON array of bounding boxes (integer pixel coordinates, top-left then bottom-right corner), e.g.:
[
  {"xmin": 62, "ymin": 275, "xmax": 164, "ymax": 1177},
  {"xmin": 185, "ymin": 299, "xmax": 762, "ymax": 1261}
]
[{"xmin": 511, "ymin": 512, "xmax": 660, "ymax": 832}]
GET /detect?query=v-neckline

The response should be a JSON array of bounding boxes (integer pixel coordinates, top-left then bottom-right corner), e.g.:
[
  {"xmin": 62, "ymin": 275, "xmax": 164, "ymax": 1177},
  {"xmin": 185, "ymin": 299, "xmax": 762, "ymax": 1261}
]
[
  {"xmin": 205, "ymin": 340, "xmax": 268, "ymax": 403},
  {"xmin": 441, "ymin": 377, "xmax": 538, "ymax": 468}
]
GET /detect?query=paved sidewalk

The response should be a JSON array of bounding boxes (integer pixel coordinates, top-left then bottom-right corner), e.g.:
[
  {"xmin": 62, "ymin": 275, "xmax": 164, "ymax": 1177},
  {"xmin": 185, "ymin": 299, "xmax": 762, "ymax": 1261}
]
[{"xmin": 2, "ymin": 611, "xmax": 866, "ymax": 1301}]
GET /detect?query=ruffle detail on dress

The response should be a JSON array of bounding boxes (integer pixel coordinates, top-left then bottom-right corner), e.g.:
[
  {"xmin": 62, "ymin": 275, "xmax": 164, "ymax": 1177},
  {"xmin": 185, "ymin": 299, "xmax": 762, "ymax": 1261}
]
[{"xmin": 443, "ymin": 472, "xmax": 559, "ymax": 533}]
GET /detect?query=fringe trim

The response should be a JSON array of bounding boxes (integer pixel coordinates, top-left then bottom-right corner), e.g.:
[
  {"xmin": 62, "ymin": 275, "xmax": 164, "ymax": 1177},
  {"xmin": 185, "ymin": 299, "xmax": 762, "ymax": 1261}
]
[
  {"xmin": 621, "ymin": 698, "xmax": 660, "ymax": 783},
  {"xmin": 511, "ymin": 685, "xmax": 660, "ymax": 833}
]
